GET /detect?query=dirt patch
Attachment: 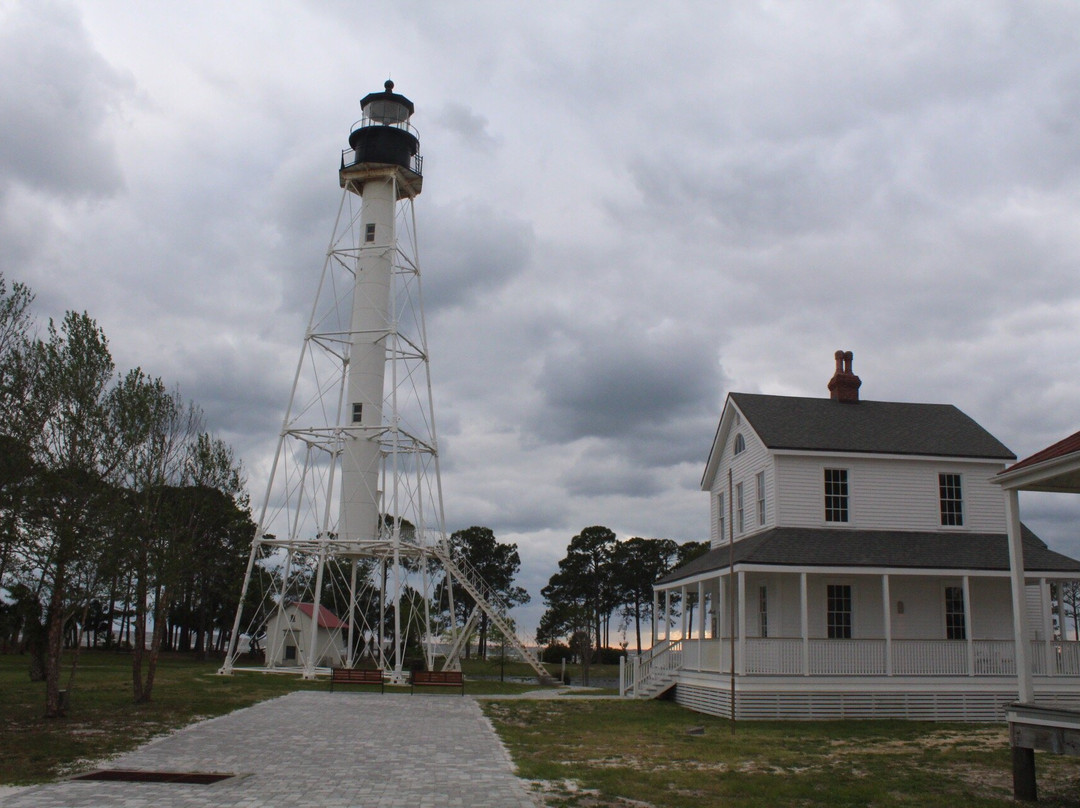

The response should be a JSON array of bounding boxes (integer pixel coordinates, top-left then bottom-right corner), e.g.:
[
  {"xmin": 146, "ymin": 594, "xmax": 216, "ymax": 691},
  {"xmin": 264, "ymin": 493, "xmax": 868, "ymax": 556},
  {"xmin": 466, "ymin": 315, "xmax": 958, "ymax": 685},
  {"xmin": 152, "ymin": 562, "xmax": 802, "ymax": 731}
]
[
  {"xmin": 826, "ymin": 726, "xmax": 1007, "ymax": 757},
  {"xmin": 531, "ymin": 779, "xmax": 657, "ymax": 808}
]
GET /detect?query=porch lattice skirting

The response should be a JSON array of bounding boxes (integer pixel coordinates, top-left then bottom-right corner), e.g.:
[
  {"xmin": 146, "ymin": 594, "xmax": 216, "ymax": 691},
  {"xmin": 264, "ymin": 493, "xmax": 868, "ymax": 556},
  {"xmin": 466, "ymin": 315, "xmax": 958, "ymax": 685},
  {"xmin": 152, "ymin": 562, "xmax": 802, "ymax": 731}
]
[{"xmin": 672, "ymin": 677, "xmax": 1080, "ymax": 721}]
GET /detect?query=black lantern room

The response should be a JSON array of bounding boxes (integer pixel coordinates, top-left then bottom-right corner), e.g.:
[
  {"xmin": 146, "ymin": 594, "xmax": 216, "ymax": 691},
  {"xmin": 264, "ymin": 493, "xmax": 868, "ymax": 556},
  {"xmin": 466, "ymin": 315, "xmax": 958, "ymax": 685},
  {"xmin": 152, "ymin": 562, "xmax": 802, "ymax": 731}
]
[{"xmin": 345, "ymin": 80, "xmax": 421, "ymax": 175}]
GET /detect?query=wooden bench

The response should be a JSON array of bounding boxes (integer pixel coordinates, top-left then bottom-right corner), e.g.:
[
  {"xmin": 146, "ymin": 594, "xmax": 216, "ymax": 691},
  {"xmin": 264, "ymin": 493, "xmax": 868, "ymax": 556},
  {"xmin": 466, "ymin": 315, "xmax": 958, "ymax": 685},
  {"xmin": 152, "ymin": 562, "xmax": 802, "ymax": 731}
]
[
  {"xmin": 410, "ymin": 670, "xmax": 464, "ymax": 695},
  {"xmin": 330, "ymin": 668, "xmax": 384, "ymax": 692}
]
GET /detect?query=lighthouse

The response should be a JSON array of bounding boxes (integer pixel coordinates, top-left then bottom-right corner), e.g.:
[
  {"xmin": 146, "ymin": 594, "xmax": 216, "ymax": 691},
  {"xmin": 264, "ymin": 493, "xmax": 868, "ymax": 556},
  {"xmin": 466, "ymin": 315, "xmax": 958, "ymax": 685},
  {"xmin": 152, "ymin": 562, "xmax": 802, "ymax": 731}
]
[
  {"xmin": 221, "ymin": 83, "xmax": 552, "ymax": 685},
  {"xmin": 338, "ymin": 80, "xmax": 423, "ymax": 549}
]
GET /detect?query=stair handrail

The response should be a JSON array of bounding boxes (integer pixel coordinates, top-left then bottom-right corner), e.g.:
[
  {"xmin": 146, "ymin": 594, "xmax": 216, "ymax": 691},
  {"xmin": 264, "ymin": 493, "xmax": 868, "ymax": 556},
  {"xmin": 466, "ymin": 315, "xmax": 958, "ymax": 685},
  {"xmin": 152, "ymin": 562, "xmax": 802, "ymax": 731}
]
[
  {"xmin": 628, "ymin": 638, "xmax": 683, "ymax": 697},
  {"xmin": 432, "ymin": 544, "xmax": 555, "ymax": 683}
]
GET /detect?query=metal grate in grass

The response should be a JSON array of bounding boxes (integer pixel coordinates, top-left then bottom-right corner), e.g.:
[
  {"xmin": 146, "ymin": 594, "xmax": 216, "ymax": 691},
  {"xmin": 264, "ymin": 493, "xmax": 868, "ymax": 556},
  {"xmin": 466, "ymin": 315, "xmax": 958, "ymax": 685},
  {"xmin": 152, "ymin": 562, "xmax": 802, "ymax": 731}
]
[{"xmin": 72, "ymin": 770, "xmax": 235, "ymax": 784}]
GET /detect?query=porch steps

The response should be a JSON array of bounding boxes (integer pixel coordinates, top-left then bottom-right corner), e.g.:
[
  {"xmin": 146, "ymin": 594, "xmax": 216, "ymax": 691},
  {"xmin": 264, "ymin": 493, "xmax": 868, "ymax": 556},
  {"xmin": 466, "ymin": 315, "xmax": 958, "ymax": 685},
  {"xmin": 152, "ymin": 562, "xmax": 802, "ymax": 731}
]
[{"xmin": 634, "ymin": 669, "xmax": 679, "ymax": 699}]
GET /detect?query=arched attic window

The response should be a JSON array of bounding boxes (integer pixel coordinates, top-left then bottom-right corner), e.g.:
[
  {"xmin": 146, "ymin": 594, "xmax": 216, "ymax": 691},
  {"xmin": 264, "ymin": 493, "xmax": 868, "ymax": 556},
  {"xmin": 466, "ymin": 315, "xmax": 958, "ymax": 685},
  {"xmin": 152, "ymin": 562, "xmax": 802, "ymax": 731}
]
[{"xmin": 734, "ymin": 433, "xmax": 746, "ymax": 454}]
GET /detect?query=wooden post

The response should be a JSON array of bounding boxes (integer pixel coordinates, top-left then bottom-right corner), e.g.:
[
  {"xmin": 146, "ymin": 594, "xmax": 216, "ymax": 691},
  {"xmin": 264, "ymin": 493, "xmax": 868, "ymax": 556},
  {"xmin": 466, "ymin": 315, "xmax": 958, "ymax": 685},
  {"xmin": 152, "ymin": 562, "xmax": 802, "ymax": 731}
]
[
  {"xmin": 801, "ymin": 572, "xmax": 809, "ymax": 676},
  {"xmin": 1012, "ymin": 746, "xmax": 1037, "ymax": 802},
  {"xmin": 698, "ymin": 580, "xmax": 705, "ymax": 642},
  {"xmin": 1042, "ymin": 577, "xmax": 1054, "ymax": 675},
  {"xmin": 882, "ymin": 574, "xmax": 892, "ymax": 677},
  {"xmin": 963, "ymin": 575, "xmax": 974, "ymax": 676},
  {"xmin": 680, "ymin": 585, "xmax": 688, "ymax": 640},
  {"xmin": 652, "ymin": 589, "xmax": 659, "ymax": 647},
  {"xmin": 1005, "ymin": 488, "xmax": 1034, "ymax": 703}
]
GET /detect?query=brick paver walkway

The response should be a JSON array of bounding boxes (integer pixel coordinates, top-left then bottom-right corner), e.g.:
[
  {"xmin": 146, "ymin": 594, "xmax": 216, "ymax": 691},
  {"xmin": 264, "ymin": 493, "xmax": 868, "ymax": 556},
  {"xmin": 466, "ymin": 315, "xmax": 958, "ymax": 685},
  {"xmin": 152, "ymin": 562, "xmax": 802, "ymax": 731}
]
[{"xmin": 0, "ymin": 691, "xmax": 539, "ymax": 807}]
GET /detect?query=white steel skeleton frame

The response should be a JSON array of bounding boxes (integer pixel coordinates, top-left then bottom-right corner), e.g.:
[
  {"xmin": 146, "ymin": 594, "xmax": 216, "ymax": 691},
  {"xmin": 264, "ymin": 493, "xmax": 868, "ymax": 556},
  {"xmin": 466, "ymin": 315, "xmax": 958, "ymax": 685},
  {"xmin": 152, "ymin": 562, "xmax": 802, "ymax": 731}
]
[
  {"xmin": 220, "ymin": 170, "xmax": 553, "ymax": 684},
  {"xmin": 220, "ymin": 176, "xmax": 458, "ymax": 682}
]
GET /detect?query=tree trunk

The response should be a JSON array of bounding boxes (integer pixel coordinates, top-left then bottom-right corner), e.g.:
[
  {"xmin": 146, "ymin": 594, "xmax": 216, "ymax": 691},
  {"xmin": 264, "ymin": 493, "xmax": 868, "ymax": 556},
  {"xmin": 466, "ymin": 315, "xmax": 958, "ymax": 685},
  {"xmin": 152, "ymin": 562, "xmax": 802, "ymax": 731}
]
[
  {"xmin": 634, "ymin": 599, "xmax": 642, "ymax": 654},
  {"xmin": 138, "ymin": 586, "xmax": 168, "ymax": 704},
  {"xmin": 104, "ymin": 576, "xmax": 118, "ymax": 649},
  {"xmin": 44, "ymin": 559, "xmax": 67, "ymax": 718},
  {"xmin": 132, "ymin": 556, "xmax": 148, "ymax": 702}
]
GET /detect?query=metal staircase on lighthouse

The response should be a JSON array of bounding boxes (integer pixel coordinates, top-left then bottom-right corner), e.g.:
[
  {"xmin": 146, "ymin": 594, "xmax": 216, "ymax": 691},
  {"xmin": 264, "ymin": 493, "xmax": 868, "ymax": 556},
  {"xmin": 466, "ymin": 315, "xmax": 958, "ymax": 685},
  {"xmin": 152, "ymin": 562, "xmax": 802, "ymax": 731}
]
[{"xmin": 434, "ymin": 544, "xmax": 559, "ymax": 685}]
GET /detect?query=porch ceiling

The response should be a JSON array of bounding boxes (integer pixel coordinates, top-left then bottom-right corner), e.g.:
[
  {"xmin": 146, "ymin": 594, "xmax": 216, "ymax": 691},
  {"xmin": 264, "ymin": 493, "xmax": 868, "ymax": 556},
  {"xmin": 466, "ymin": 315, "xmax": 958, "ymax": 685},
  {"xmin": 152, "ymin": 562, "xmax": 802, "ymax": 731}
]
[
  {"xmin": 995, "ymin": 432, "xmax": 1080, "ymax": 493},
  {"xmin": 655, "ymin": 526, "xmax": 1080, "ymax": 587}
]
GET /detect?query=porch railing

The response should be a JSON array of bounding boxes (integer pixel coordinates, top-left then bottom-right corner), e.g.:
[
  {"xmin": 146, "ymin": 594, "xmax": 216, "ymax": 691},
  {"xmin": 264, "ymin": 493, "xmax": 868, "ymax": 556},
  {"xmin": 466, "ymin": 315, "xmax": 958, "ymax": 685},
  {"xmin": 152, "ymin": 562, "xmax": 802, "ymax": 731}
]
[
  {"xmin": 620, "ymin": 639, "xmax": 683, "ymax": 696},
  {"xmin": 676, "ymin": 637, "xmax": 1080, "ymax": 677}
]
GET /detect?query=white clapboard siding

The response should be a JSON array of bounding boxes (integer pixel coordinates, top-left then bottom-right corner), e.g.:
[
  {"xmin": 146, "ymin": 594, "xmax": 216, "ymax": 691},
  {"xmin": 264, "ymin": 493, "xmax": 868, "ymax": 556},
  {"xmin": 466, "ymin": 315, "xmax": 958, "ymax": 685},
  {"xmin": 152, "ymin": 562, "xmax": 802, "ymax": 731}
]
[
  {"xmin": 674, "ymin": 681, "xmax": 1080, "ymax": 721},
  {"xmin": 774, "ymin": 454, "xmax": 1007, "ymax": 532},
  {"xmin": 709, "ymin": 417, "xmax": 772, "ymax": 546}
]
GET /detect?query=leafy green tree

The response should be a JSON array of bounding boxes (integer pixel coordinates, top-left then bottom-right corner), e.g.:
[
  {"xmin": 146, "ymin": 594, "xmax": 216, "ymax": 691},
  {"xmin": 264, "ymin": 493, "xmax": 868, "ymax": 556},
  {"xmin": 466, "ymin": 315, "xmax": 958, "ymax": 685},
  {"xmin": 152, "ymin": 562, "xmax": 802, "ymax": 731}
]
[
  {"xmin": 0, "ymin": 275, "xmax": 39, "ymax": 658},
  {"xmin": 108, "ymin": 371, "xmax": 199, "ymax": 701},
  {"xmin": 538, "ymin": 526, "xmax": 617, "ymax": 682},
  {"xmin": 676, "ymin": 540, "xmax": 710, "ymax": 567},
  {"xmin": 611, "ymin": 537, "xmax": 678, "ymax": 653},
  {"xmin": 24, "ymin": 312, "xmax": 120, "ymax": 716}
]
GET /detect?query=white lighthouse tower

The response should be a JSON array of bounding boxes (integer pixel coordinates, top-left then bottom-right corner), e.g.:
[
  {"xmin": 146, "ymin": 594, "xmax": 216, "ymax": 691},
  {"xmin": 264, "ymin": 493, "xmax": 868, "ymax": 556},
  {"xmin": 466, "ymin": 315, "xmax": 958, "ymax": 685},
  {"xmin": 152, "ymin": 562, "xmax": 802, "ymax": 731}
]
[{"xmin": 221, "ymin": 83, "xmax": 551, "ymax": 684}]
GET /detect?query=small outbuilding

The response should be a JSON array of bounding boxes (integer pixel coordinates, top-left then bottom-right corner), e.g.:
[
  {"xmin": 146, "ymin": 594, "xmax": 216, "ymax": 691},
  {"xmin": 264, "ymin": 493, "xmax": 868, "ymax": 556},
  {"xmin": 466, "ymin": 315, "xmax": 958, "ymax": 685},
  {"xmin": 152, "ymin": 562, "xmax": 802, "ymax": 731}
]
[{"xmin": 263, "ymin": 602, "xmax": 349, "ymax": 669}]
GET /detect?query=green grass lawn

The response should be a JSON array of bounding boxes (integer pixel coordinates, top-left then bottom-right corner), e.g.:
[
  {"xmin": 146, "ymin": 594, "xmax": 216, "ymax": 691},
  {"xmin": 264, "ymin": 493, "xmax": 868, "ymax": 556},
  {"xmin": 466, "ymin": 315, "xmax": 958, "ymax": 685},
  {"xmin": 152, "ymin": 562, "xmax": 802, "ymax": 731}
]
[
  {"xmin": 0, "ymin": 650, "xmax": 546, "ymax": 785},
  {"xmin": 8, "ymin": 651, "xmax": 1080, "ymax": 807},
  {"xmin": 482, "ymin": 698, "xmax": 1080, "ymax": 808}
]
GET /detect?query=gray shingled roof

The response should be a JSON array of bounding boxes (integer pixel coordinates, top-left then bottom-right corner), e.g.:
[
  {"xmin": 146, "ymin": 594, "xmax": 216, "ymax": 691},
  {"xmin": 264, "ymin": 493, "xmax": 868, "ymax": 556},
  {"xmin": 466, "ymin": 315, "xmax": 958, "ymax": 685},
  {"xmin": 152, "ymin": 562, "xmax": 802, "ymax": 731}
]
[
  {"xmin": 730, "ymin": 393, "xmax": 1015, "ymax": 459},
  {"xmin": 656, "ymin": 526, "xmax": 1080, "ymax": 585}
]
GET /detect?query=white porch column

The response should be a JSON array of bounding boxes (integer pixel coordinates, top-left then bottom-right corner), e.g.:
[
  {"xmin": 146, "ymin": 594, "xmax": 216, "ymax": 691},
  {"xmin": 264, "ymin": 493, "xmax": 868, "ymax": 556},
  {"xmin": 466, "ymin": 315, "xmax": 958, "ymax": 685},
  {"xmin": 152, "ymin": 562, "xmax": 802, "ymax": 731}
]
[
  {"xmin": 1056, "ymin": 582, "xmax": 1069, "ymax": 641},
  {"xmin": 652, "ymin": 589, "xmax": 659, "ymax": 646},
  {"xmin": 882, "ymin": 574, "xmax": 892, "ymax": 677},
  {"xmin": 963, "ymin": 575, "xmax": 974, "ymax": 676},
  {"xmin": 664, "ymin": 589, "xmax": 672, "ymax": 642},
  {"xmin": 680, "ymin": 585, "xmax": 688, "ymax": 640},
  {"xmin": 800, "ymin": 572, "xmax": 809, "ymax": 676},
  {"xmin": 698, "ymin": 580, "xmax": 705, "ymax": 641},
  {"xmin": 737, "ymin": 570, "xmax": 746, "ymax": 676},
  {"xmin": 1042, "ymin": 577, "xmax": 1054, "ymax": 675},
  {"xmin": 718, "ymin": 575, "xmax": 727, "ymax": 673},
  {"xmin": 1005, "ymin": 488, "xmax": 1034, "ymax": 702}
]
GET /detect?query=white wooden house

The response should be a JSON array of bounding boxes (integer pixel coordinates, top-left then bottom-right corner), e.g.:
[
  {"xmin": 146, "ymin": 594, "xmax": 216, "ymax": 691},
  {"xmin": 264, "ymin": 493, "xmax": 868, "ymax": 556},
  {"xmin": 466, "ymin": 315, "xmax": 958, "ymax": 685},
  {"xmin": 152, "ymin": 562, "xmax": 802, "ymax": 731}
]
[
  {"xmin": 264, "ymin": 602, "xmax": 349, "ymax": 669},
  {"xmin": 622, "ymin": 352, "xmax": 1080, "ymax": 720}
]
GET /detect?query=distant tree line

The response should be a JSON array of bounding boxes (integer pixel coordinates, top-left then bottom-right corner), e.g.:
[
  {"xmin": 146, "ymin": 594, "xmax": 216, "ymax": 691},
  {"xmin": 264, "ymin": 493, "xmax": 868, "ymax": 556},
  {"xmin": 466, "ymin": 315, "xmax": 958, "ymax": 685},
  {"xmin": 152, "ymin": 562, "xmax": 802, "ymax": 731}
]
[
  {"xmin": 537, "ymin": 526, "xmax": 707, "ymax": 682},
  {"xmin": 0, "ymin": 275, "xmax": 254, "ymax": 717}
]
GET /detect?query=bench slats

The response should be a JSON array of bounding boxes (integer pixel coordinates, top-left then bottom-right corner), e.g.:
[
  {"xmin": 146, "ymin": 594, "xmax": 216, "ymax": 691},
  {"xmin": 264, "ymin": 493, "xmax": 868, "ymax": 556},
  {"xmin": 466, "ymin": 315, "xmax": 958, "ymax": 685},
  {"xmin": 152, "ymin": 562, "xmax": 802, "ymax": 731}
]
[
  {"xmin": 410, "ymin": 670, "xmax": 464, "ymax": 695},
  {"xmin": 330, "ymin": 668, "xmax": 384, "ymax": 692}
]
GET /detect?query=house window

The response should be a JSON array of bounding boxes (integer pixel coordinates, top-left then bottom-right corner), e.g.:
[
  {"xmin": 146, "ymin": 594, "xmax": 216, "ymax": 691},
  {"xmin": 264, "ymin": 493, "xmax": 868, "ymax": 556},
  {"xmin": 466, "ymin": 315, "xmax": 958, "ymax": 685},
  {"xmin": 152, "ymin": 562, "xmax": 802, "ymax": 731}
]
[
  {"xmin": 759, "ymin": 585, "xmax": 768, "ymax": 638},
  {"xmin": 734, "ymin": 433, "xmax": 746, "ymax": 454},
  {"xmin": 939, "ymin": 473, "xmax": 963, "ymax": 526},
  {"xmin": 827, "ymin": 584, "xmax": 852, "ymax": 639},
  {"xmin": 284, "ymin": 644, "xmax": 297, "ymax": 660},
  {"xmin": 945, "ymin": 586, "xmax": 966, "ymax": 640},
  {"xmin": 717, "ymin": 492, "xmax": 726, "ymax": 542},
  {"xmin": 736, "ymin": 483, "xmax": 745, "ymax": 533},
  {"xmin": 824, "ymin": 468, "xmax": 849, "ymax": 523},
  {"xmin": 756, "ymin": 471, "xmax": 766, "ymax": 526},
  {"xmin": 365, "ymin": 223, "xmax": 376, "ymax": 242},
  {"xmin": 352, "ymin": 402, "xmax": 363, "ymax": 423}
]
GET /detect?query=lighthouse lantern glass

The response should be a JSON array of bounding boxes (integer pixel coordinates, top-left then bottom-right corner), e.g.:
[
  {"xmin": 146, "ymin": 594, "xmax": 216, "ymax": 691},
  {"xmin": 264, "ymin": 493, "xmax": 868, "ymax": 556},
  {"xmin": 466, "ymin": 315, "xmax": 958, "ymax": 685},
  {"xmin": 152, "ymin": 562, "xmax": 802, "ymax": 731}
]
[{"xmin": 365, "ymin": 99, "xmax": 410, "ymax": 125}]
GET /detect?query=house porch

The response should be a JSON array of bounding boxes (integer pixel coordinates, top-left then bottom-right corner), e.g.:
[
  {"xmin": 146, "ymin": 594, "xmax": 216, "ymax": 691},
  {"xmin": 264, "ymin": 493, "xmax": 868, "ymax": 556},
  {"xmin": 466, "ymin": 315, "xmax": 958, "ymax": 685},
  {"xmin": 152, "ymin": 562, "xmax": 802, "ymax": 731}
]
[{"xmin": 623, "ymin": 566, "xmax": 1080, "ymax": 720}]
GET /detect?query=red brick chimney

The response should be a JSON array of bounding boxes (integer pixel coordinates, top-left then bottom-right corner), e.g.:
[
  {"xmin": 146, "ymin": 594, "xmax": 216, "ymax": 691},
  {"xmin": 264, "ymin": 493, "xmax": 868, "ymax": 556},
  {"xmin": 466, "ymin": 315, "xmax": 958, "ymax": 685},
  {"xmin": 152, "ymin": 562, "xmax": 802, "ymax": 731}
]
[{"xmin": 827, "ymin": 350, "xmax": 861, "ymax": 402}]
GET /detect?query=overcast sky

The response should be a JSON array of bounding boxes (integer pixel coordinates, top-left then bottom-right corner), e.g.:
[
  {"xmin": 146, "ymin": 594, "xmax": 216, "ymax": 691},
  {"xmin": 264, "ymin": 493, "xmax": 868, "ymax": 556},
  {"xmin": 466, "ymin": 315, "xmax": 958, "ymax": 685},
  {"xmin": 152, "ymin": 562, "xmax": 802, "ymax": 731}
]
[{"xmin": 4, "ymin": 1, "xmax": 1080, "ymax": 640}]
